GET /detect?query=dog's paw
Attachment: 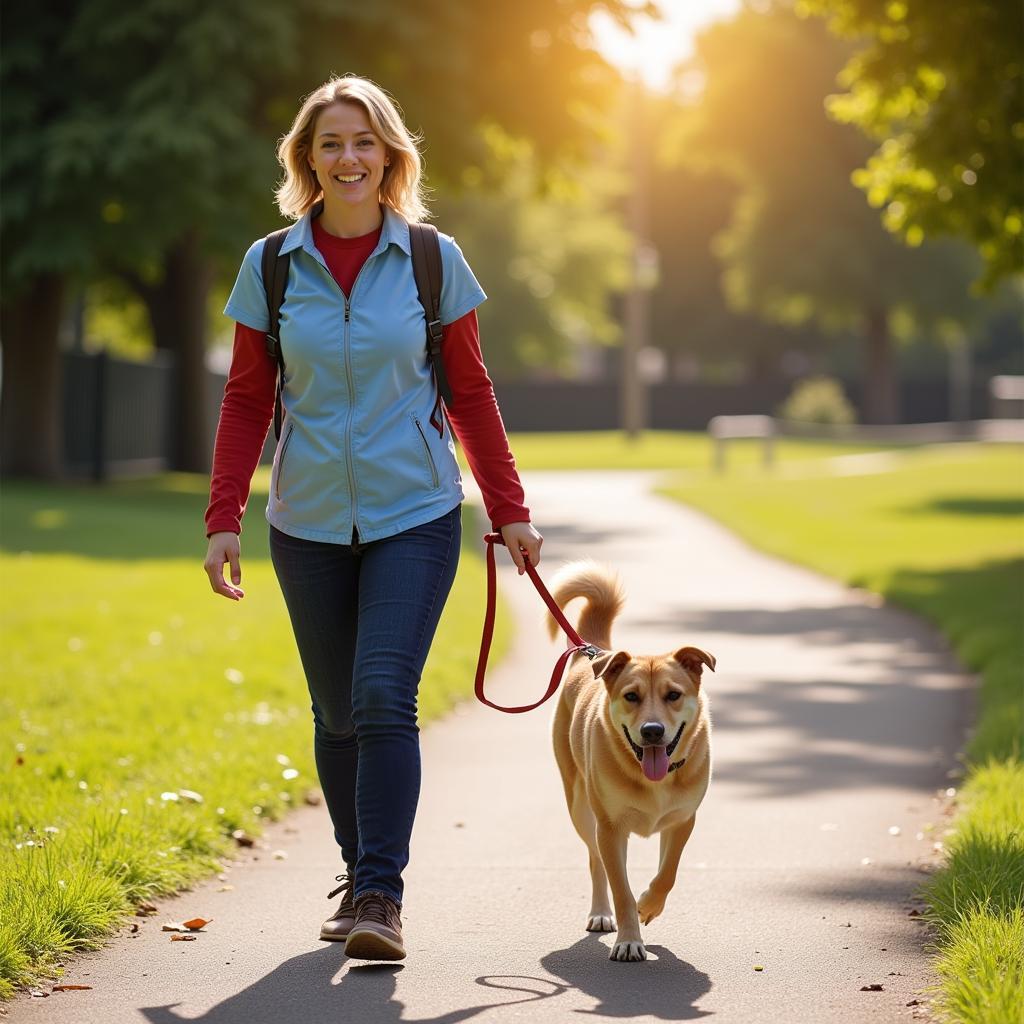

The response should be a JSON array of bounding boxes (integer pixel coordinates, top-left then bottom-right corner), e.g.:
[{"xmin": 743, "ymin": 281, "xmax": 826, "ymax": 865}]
[
  {"xmin": 609, "ymin": 940, "xmax": 647, "ymax": 962},
  {"xmin": 586, "ymin": 914, "xmax": 616, "ymax": 933},
  {"xmin": 637, "ymin": 888, "xmax": 666, "ymax": 924}
]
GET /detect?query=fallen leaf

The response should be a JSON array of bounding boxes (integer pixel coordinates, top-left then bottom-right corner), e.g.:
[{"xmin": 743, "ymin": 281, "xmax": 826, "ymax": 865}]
[
  {"xmin": 171, "ymin": 934, "xmax": 198, "ymax": 942},
  {"xmin": 753, "ymin": 965, "xmax": 764, "ymax": 972},
  {"xmin": 162, "ymin": 922, "xmax": 186, "ymax": 932},
  {"xmin": 52, "ymin": 985, "xmax": 92, "ymax": 991},
  {"xmin": 183, "ymin": 918, "xmax": 211, "ymax": 930},
  {"xmin": 231, "ymin": 829, "xmax": 255, "ymax": 848},
  {"xmin": 860, "ymin": 984, "xmax": 884, "ymax": 991},
  {"xmin": 303, "ymin": 789, "xmax": 322, "ymax": 806},
  {"xmin": 136, "ymin": 901, "xmax": 158, "ymax": 916},
  {"xmin": 908, "ymin": 909, "xmax": 921, "ymax": 917},
  {"xmin": 906, "ymin": 999, "xmax": 921, "ymax": 1006},
  {"xmin": 130, "ymin": 923, "xmax": 139, "ymax": 933},
  {"xmin": 272, "ymin": 850, "xmax": 288, "ymax": 860},
  {"xmin": 29, "ymin": 989, "xmax": 50, "ymax": 998}
]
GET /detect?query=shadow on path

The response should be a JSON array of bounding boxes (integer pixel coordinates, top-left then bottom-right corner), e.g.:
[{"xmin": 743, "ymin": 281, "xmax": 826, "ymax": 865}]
[
  {"xmin": 140, "ymin": 947, "xmax": 569, "ymax": 1024},
  {"xmin": 540, "ymin": 934, "xmax": 713, "ymax": 1020}
]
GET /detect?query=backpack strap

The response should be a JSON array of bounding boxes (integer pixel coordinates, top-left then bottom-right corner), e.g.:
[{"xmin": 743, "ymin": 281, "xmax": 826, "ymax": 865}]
[
  {"xmin": 261, "ymin": 227, "xmax": 291, "ymax": 441},
  {"xmin": 408, "ymin": 223, "xmax": 453, "ymax": 410}
]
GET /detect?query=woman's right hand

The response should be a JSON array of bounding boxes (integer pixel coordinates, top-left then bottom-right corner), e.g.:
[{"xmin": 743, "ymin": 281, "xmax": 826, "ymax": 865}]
[{"xmin": 205, "ymin": 531, "xmax": 244, "ymax": 600}]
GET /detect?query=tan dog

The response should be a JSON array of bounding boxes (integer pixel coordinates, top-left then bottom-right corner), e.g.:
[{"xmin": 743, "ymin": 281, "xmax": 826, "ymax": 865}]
[{"xmin": 548, "ymin": 560, "xmax": 715, "ymax": 962}]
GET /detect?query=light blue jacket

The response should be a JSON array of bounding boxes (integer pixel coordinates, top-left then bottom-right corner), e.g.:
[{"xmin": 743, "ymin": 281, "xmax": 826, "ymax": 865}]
[{"xmin": 224, "ymin": 204, "xmax": 486, "ymax": 544}]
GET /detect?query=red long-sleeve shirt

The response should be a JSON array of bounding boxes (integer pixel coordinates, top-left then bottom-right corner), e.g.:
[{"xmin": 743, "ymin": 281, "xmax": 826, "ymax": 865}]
[{"xmin": 205, "ymin": 220, "xmax": 529, "ymax": 538}]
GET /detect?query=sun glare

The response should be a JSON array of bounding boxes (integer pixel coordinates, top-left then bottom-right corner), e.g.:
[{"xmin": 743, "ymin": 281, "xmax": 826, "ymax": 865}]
[{"xmin": 590, "ymin": 0, "xmax": 742, "ymax": 93}]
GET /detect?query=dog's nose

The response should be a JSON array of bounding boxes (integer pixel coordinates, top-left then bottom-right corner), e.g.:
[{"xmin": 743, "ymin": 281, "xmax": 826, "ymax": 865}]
[{"xmin": 640, "ymin": 722, "xmax": 665, "ymax": 744}]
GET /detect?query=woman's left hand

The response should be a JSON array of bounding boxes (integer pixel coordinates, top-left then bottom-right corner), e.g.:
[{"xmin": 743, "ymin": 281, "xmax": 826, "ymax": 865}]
[{"xmin": 500, "ymin": 521, "xmax": 543, "ymax": 575}]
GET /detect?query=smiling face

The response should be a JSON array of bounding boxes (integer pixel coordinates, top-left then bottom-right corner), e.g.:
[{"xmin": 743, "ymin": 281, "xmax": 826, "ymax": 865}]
[
  {"xmin": 594, "ymin": 646, "xmax": 715, "ymax": 783},
  {"xmin": 307, "ymin": 101, "xmax": 389, "ymax": 214}
]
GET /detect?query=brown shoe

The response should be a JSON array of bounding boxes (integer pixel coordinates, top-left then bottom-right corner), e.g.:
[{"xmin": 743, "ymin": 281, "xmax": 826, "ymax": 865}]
[
  {"xmin": 320, "ymin": 874, "xmax": 356, "ymax": 942},
  {"xmin": 344, "ymin": 891, "xmax": 405, "ymax": 960}
]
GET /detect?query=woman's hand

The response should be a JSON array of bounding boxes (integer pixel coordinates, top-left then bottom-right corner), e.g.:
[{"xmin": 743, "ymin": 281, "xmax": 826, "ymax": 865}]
[
  {"xmin": 205, "ymin": 531, "xmax": 245, "ymax": 600},
  {"xmin": 500, "ymin": 521, "xmax": 543, "ymax": 575}
]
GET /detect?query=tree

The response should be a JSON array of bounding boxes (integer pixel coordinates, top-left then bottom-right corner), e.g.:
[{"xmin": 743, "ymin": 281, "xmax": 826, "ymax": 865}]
[
  {"xmin": 1, "ymin": 0, "xmax": 654, "ymax": 477},
  {"xmin": 672, "ymin": 5, "xmax": 983, "ymax": 422},
  {"xmin": 798, "ymin": 0, "xmax": 1024, "ymax": 287},
  {"xmin": 434, "ymin": 126, "xmax": 631, "ymax": 379}
]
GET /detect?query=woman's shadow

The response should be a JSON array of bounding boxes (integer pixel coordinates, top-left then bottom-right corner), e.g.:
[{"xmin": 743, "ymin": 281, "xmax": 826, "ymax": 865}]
[
  {"xmin": 138, "ymin": 935, "xmax": 710, "ymax": 1023},
  {"xmin": 140, "ymin": 945, "xmax": 570, "ymax": 1024}
]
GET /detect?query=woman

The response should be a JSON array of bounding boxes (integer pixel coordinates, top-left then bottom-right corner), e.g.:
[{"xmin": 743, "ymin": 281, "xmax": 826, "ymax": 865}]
[{"xmin": 203, "ymin": 75, "xmax": 541, "ymax": 962}]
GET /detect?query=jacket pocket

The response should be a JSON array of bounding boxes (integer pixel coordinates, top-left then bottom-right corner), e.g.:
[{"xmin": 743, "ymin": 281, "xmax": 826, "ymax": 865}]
[
  {"xmin": 275, "ymin": 423, "xmax": 295, "ymax": 500},
  {"xmin": 413, "ymin": 415, "xmax": 440, "ymax": 489}
]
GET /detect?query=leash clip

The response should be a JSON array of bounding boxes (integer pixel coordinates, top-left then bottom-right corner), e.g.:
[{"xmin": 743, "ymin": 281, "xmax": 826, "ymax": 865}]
[{"xmin": 579, "ymin": 643, "xmax": 603, "ymax": 660}]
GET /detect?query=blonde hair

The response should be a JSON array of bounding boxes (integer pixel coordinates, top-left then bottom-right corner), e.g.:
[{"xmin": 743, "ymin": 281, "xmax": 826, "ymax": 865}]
[{"xmin": 275, "ymin": 75, "xmax": 429, "ymax": 223}]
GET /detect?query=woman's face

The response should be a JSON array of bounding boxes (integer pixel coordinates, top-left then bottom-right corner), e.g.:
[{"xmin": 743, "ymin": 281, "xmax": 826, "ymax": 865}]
[{"xmin": 308, "ymin": 101, "xmax": 389, "ymax": 211}]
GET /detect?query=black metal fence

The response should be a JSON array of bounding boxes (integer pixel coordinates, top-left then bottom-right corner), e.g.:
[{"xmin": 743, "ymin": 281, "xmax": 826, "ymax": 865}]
[
  {"xmin": 62, "ymin": 350, "xmax": 1001, "ymax": 478},
  {"xmin": 63, "ymin": 350, "xmax": 175, "ymax": 479}
]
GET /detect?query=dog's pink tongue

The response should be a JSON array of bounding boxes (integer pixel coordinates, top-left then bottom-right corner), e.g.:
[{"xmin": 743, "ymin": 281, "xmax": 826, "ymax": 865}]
[{"xmin": 642, "ymin": 746, "xmax": 669, "ymax": 782}]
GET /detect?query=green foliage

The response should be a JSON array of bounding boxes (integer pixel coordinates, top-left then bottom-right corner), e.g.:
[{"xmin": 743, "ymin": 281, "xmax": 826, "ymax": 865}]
[
  {"xmin": 779, "ymin": 375, "xmax": 857, "ymax": 424},
  {"xmin": 799, "ymin": 0, "xmax": 1024, "ymax": 288},
  {"xmin": 0, "ymin": 475, "xmax": 508, "ymax": 996},
  {"xmin": 435, "ymin": 130, "xmax": 631, "ymax": 377},
  {"xmin": 925, "ymin": 760, "xmax": 1024, "ymax": 1024},
  {"xmin": 1, "ymin": 0, "xmax": 653, "ymax": 297},
  {"xmin": 674, "ymin": 5, "xmax": 983, "ymax": 336}
]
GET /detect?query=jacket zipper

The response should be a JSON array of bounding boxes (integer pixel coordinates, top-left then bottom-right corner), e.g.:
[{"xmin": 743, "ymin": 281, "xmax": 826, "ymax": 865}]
[
  {"xmin": 342, "ymin": 295, "xmax": 359, "ymax": 534},
  {"xmin": 275, "ymin": 423, "xmax": 294, "ymax": 500},
  {"xmin": 413, "ymin": 416, "xmax": 440, "ymax": 489}
]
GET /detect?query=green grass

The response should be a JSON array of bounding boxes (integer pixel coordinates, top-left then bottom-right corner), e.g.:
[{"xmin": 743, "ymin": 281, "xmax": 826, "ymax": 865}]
[
  {"xmin": 0, "ymin": 472, "xmax": 508, "ymax": 997},
  {"xmin": 493, "ymin": 429, "xmax": 894, "ymax": 471},
  {"xmin": 655, "ymin": 440, "xmax": 1024, "ymax": 1024}
]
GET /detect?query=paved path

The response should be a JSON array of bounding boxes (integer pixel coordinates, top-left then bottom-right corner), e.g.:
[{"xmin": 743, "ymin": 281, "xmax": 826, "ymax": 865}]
[{"xmin": 14, "ymin": 471, "xmax": 972, "ymax": 1023}]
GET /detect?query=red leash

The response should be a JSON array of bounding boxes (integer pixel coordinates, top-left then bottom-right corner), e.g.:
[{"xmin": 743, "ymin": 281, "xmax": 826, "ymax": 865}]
[{"xmin": 474, "ymin": 533, "xmax": 603, "ymax": 714}]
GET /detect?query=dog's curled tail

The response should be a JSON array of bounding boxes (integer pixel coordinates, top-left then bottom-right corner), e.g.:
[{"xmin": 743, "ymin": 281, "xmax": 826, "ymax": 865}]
[{"xmin": 546, "ymin": 559, "xmax": 625, "ymax": 651}]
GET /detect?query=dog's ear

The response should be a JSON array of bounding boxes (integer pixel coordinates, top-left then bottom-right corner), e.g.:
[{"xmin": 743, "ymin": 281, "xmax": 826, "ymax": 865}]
[
  {"xmin": 591, "ymin": 649, "xmax": 631, "ymax": 684},
  {"xmin": 673, "ymin": 646, "xmax": 716, "ymax": 686}
]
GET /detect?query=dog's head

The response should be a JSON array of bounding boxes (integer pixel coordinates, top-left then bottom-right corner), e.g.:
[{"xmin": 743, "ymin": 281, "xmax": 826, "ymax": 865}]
[{"xmin": 592, "ymin": 646, "xmax": 715, "ymax": 783}]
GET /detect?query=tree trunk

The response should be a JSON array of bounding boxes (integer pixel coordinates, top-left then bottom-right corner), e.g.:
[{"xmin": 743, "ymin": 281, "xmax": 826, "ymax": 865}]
[
  {"xmin": 862, "ymin": 306, "xmax": 899, "ymax": 424},
  {"xmin": 134, "ymin": 231, "xmax": 212, "ymax": 472},
  {"xmin": 0, "ymin": 273, "xmax": 67, "ymax": 478}
]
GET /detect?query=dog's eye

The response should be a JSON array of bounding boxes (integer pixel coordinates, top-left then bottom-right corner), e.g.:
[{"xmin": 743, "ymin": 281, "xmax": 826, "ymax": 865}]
[
  {"xmin": 623, "ymin": 692, "xmax": 640, "ymax": 703},
  {"xmin": 666, "ymin": 691, "xmax": 682, "ymax": 702}
]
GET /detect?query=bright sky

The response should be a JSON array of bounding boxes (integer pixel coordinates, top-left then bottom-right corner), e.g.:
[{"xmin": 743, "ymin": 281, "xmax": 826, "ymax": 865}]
[{"xmin": 590, "ymin": 0, "xmax": 742, "ymax": 92}]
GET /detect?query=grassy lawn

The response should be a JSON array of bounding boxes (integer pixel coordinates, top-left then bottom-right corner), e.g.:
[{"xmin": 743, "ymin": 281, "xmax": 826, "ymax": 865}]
[
  {"xmin": 493, "ymin": 429, "xmax": 895, "ymax": 471},
  {"xmin": 655, "ymin": 440, "xmax": 1024, "ymax": 1024},
  {"xmin": 0, "ymin": 472, "xmax": 507, "ymax": 997}
]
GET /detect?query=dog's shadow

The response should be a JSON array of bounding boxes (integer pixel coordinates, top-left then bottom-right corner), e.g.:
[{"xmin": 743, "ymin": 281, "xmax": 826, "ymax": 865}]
[{"xmin": 541, "ymin": 933, "xmax": 712, "ymax": 1019}]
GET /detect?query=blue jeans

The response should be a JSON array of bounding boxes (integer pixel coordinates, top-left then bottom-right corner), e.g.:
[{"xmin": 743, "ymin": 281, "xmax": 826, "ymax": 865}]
[{"xmin": 269, "ymin": 506, "xmax": 461, "ymax": 904}]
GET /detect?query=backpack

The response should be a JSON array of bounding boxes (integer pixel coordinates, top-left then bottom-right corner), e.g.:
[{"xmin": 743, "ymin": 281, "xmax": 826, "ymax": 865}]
[{"xmin": 260, "ymin": 215, "xmax": 453, "ymax": 441}]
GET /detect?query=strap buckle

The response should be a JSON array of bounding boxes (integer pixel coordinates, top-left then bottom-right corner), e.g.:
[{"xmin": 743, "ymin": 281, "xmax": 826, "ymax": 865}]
[
  {"xmin": 265, "ymin": 332, "xmax": 279, "ymax": 358},
  {"xmin": 426, "ymin": 318, "xmax": 443, "ymax": 351},
  {"xmin": 579, "ymin": 644, "xmax": 603, "ymax": 660}
]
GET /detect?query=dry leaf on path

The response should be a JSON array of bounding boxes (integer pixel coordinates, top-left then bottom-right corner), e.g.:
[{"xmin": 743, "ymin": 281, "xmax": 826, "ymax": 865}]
[
  {"xmin": 860, "ymin": 984, "xmax": 884, "ymax": 991},
  {"xmin": 171, "ymin": 934, "xmax": 198, "ymax": 942},
  {"xmin": 183, "ymin": 918, "xmax": 211, "ymax": 930},
  {"xmin": 52, "ymin": 985, "xmax": 93, "ymax": 991}
]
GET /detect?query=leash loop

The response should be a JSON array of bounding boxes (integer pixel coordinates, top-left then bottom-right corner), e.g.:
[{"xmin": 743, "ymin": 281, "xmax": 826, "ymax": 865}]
[{"xmin": 474, "ymin": 533, "xmax": 603, "ymax": 714}]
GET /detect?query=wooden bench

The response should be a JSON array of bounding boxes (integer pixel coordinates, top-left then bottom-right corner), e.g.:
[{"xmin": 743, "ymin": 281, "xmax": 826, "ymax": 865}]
[{"xmin": 707, "ymin": 414, "xmax": 776, "ymax": 473}]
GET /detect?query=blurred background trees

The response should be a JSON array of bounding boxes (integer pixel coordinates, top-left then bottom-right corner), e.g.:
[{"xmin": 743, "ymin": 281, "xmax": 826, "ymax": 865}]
[{"xmin": 2, "ymin": 0, "xmax": 1020, "ymax": 477}]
